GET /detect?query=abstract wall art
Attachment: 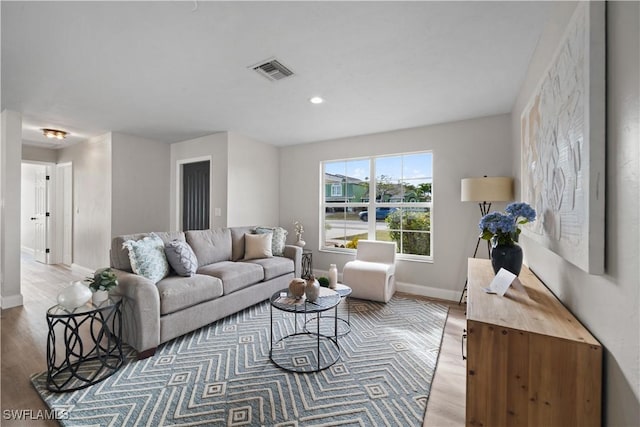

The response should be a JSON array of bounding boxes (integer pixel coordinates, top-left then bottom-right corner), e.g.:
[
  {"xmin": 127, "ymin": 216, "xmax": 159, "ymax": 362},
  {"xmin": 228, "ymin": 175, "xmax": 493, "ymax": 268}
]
[{"xmin": 520, "ymin": 1, "xmax": 605, "ymax": 274}]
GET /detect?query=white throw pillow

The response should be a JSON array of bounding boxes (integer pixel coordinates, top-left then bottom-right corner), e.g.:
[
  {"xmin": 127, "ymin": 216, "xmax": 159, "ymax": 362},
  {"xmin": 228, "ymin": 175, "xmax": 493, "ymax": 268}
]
[{"xmin": 244, "ymin": 233, "xmax": 273, "ymax": 260}]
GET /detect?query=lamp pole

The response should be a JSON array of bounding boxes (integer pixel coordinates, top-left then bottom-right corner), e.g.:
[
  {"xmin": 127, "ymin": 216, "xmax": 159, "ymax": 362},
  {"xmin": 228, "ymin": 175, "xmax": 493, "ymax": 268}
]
[{"xmin": 458, "ymin": 201, "xmax": 492, "ymax": 305}]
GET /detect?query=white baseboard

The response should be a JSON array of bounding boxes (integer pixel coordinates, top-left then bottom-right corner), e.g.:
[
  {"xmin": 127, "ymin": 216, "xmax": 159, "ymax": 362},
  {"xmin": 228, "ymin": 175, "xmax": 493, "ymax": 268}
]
[
  {"xmin": 313, "ymin": 268, "xmax": 460, "ymax": 302},
  {"xmin": 2, "ymin": 293, "xmax": 24, "ymax": 309},
  {"xmin": 20, "ymin": 246, "xmax": 35, "ymax": 256},
  {"xmin": 71, "ymin": 263, "xmax": 94, "ymax": 276},
  {"xmin": 395, "ymin": 281, "xmax": 460, "ymax": 302}
]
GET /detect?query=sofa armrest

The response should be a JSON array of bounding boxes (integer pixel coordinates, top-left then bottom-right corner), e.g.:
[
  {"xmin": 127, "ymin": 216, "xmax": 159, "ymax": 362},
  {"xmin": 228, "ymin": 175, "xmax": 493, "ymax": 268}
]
[
  {"xmin": 283, "ymin": 245, "xmax": 302, "ymax": 278},
  {"xmin": 111, "ymin": 269, "xmax": 160, "ymax": 355}
]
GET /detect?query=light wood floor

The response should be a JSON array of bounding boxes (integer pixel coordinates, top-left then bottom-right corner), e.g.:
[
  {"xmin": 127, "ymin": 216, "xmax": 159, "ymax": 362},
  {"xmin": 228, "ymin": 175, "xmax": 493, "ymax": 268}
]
[{"xmin": 1, "ymin": 254, "xmax": 466, "ymax": 426}]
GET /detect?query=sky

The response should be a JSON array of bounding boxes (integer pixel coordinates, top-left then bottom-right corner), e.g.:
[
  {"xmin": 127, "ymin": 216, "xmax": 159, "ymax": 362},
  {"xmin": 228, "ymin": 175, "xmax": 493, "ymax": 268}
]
[{"xmin": 325, "ymin": 152, "xmax": 433, "ymax": 184}]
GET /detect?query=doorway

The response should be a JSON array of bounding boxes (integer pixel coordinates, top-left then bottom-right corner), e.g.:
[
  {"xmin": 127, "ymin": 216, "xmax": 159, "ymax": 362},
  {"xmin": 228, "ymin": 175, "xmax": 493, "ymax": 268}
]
[
  {"xmin": 21, "ymin": 161, "xmax": 73, "ymax": 266},
  {"xmin": 182, "ymin": 160, "xmax": 210, "ymax": 231}
]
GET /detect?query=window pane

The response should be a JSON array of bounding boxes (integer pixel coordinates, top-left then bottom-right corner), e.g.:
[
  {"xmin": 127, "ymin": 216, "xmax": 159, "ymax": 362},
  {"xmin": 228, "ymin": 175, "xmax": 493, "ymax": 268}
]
[
  {"xmin": 325, "ymin": 159, "xmax": 369, "ymax": 204},
  {"xmin": 402, "ymin": 152, "xmax": 432, "ymax": 179},
  {"xmin": 324, "ymin": 207, "xmax": 366, "ymax": 248},
  {"xmin": 393, "ymin": 230, "xmax": 431, "ymax": 256},
  {"xmin": 375, "ymin": 156, "xmax": 401, "ymax": 203}
]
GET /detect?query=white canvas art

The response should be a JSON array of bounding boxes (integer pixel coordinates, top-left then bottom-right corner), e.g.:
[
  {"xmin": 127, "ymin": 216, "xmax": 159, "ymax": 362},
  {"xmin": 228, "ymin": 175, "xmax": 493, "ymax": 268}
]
[{"xmin": 521, "ymin": 1, "xmax": 605, "ymax": 274}]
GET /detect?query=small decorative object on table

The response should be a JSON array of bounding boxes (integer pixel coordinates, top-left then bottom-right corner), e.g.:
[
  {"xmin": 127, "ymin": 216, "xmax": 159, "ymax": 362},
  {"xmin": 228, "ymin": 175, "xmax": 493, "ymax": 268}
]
[
  {"xmin": 479, "ymin": 202, "xmax": 536, "ymax": 276},
  {"xmin": 293, "ymin": 221, "xmax": 305, "ymax": 247},
  {"xmin": 57, "ymin": 281, "xmax": 92, "ymax": 310},
  {"xmin": 288, "ymin": 278, "xmax": 306, "ymax": 299},
  {"xmin": 328, "ymin": 264, "xmax": 338, "ymax": 289},
  {"xmin": 85, "ymin": 267, "xmax": 119, "ymax": 304},
  {"xmin": 317, "ymin": 276, "xmax": 330, "ymax": 288},
  {"xmin": 305, "ymin": 275, "xmax": 320, "ymax": 302}
]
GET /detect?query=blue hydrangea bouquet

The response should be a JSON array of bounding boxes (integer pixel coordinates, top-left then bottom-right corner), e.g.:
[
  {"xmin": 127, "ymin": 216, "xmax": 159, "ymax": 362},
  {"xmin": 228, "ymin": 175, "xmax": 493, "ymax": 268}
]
[{"xmin": 479, "ymin": 202, "xmax": 536, "ymax": 247}]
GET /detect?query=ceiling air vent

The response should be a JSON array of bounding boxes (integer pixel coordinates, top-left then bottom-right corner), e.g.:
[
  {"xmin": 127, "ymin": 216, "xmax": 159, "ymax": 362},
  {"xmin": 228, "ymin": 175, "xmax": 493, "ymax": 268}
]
[{"xmin": 251, "ymin": 58, "xmax": 294, "ymax": 82}]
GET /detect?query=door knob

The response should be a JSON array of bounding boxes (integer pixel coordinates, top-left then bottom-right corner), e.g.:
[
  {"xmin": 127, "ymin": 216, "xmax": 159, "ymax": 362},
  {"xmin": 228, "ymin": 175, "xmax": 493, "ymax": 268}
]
[{"xmin": 30, "ymin": 217, "xmax": 37, "ymax": 220}]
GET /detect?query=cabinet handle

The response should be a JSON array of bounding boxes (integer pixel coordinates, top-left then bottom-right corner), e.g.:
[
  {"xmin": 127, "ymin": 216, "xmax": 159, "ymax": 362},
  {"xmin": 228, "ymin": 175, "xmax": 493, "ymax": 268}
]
[{"xmin": 461, "ymin": 328, "xmax": 467, "ymax": 360}]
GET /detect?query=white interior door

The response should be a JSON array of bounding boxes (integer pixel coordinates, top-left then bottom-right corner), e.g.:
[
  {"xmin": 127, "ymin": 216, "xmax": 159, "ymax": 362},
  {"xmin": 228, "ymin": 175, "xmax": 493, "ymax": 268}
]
[
  {"xmin": 54, "ymin": 163, "xmax": 73, "ymax": 266},
  {"xmin": 33, "ymin": 167, "xmax": 49, "ymax": 263}
]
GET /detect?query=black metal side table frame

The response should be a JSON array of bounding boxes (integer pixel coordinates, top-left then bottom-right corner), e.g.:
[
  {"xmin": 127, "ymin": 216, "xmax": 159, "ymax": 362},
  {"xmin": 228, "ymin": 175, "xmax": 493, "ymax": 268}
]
[
  {"xmin": 46, "ymin": 299, "xmax": 124, "ymax": 392},
  {"xmin": 304, "ymin": 283, "xmax": 352, "ymax": 337},
  {"xmin": 269, "ymin": 290, "xmax": 341, "ymax": 373},
  {"xmin": 301, "ymin": 250, "xmax": 313, "ymax": 279}
]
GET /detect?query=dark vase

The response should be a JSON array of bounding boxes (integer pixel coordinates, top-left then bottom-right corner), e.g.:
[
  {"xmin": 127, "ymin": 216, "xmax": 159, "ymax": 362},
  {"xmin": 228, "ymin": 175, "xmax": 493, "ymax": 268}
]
[{"xmin": 491, "ymin": 243, "xmax": 523, "ymax": 276}]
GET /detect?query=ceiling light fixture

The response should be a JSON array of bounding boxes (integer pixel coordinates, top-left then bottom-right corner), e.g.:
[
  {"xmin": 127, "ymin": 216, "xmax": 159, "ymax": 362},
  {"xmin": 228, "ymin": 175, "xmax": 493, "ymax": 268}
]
[
  {"xmin": 309, "ymin": 96, "xmax": 324, "ymax": 104},
  {"xmin": 42, "ymin": 128, "xmax": 68, "ymax": 140}
]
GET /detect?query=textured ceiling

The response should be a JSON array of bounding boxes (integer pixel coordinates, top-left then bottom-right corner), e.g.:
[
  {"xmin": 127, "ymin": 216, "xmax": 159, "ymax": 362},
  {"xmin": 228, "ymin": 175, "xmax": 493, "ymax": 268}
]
[{"xmin": 2, "ymin": 1, "xmax": 551, "ymax": 147}]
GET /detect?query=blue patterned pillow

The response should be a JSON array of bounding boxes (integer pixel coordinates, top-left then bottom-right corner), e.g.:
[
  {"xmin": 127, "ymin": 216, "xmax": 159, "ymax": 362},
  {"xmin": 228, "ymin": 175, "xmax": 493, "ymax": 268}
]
[
  {"xmin": 164, "ymin": 240, "xmax": 198, "ymax": 277},
  {"xmin": 254, "ymin": 226, "xmax": 288, "ymax": 256},
  {"xmin": 123, "ymin": 233, "xmax": 170, "ymax": 284}
]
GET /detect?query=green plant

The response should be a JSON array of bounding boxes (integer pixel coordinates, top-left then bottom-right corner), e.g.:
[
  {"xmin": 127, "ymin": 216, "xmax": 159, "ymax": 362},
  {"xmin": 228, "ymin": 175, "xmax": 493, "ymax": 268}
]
[
  {"xmin": 386, "ymin": 210, "xmax": 431, "ymax": 256},
  {"xmin": 85, "ymin": 268, "xmax": 118, "ymax": 292},
  {"xmin": 317, "ymin": 276, "xmax": 330, "ymax": 288}
]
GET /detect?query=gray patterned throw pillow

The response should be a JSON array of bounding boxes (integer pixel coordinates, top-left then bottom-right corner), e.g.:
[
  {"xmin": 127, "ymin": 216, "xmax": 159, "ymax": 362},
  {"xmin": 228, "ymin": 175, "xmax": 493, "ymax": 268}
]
[
  {"xmin": 164, "ymin": 240, "xmax": 198, "ymax": 277},
  {"xmin": 254, "ymin": 226, "xmax": 288, "ymax": 256}
]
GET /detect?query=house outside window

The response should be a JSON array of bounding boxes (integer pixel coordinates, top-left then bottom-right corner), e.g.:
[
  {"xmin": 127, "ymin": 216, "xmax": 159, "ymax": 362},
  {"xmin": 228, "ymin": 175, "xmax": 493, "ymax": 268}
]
[{"xmin": 322, "ymin": 152, "xmax": 433, "ymax": 260}]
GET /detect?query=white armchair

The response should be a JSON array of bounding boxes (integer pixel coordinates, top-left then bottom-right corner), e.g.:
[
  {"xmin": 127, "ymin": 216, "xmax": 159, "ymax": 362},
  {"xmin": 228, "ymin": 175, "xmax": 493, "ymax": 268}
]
[{"xmin": 342, "ymin": 240, "xmax": 397, "ymax": 303}]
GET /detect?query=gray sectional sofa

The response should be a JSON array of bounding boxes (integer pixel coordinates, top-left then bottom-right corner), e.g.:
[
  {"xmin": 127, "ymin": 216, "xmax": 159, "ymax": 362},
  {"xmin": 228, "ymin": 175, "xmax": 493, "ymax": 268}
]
[{"xmin": 110, "ymin": 226, "xmax": 301, "ymax": 359}]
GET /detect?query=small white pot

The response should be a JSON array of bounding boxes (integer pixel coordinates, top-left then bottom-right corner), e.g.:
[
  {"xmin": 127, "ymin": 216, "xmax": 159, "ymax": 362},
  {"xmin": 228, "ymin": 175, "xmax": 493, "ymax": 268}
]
[{"xmin": 92, "ymin": 290, "xmax": 109, "ymax": 305}]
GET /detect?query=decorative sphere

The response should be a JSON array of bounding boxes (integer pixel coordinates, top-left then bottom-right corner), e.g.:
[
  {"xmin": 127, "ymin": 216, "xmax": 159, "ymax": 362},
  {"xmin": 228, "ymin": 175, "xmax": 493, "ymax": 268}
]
[{"xmin": 57, "ymin": 281, "xmax": 92, "ymax": 310}]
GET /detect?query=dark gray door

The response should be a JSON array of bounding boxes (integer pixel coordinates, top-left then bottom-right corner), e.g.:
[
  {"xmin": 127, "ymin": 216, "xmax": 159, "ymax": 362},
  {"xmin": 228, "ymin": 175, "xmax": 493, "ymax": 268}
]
[{"xmin": 182, "ymin": 161, "xmax": 210, "ymax": 231}]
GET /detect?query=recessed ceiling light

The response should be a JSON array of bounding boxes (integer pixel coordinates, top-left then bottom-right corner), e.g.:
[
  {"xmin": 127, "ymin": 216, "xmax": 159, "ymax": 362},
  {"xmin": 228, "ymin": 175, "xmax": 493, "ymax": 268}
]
[{"xmin": 309, "ymin": 96, "xmax": 324, "ymax": 104}]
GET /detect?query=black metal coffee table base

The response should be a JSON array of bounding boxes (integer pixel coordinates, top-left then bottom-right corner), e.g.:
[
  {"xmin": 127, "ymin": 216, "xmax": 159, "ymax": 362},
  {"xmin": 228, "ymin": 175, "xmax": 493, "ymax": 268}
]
[{"xmin": 269, "ymin": 289, "xmax": 341, "ymax": 373}]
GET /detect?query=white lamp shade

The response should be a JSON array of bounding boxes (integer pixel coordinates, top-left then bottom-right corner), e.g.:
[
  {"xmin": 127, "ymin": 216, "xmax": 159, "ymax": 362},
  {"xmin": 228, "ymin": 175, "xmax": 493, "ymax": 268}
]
[{"xmin": 461, "ymin": 177, "xmax": 514, "ymax": 202}]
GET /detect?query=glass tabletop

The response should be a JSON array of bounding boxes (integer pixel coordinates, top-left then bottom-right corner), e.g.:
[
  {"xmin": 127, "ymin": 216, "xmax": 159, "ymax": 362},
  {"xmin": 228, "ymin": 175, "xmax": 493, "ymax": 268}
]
[
  {"xmin": 47, "ymin": 298, "xmax": 121, "ymax": 317},
  {"xmin": 270, "ymin": 288, "xmax": 340, "ymax": 313}
]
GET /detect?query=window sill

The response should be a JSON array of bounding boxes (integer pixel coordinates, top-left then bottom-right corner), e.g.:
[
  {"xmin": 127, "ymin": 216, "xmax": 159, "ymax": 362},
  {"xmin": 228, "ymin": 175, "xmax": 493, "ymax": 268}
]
[{"xmin": 319, "ymin": 247, "xmax": 434, "ymax": 263}]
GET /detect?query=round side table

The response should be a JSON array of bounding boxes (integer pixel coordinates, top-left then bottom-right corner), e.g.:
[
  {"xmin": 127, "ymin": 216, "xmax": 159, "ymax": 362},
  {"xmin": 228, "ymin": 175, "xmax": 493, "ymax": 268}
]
[
  {"xmin": 46, "ymin": 299, "xmax": 124, "ymax": 392},
  {"xmin": 305, "ymin": 283, "xmax": 352, "ymax": 336}
]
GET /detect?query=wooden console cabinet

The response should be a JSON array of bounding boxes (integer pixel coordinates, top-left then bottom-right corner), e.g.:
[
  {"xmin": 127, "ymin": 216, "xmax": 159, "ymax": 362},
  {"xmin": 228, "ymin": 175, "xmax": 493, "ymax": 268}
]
[{"xmin": 466, "ymin": 258, "xmax": 602, "ymax": 427}]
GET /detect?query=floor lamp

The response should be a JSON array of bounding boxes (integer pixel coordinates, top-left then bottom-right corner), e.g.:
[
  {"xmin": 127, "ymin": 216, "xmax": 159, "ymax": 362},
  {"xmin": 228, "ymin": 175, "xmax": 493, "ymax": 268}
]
[{"xmin": 458, "ymin": 176, "xmax": 514, "ymax": 304}]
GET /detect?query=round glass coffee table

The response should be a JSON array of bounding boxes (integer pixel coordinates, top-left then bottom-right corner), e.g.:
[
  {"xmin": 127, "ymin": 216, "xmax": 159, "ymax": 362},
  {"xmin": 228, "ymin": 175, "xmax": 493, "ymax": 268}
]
[{"xmin": 269, "ymin": 287, "xmax": 341, "ymax": 373}]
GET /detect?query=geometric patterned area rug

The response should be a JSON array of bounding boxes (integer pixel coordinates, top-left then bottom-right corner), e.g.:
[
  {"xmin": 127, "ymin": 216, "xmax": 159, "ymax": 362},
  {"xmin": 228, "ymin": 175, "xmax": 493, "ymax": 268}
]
[{"xmin": 32, "ymin": 294, "xmax": 448, "ymax": 426}]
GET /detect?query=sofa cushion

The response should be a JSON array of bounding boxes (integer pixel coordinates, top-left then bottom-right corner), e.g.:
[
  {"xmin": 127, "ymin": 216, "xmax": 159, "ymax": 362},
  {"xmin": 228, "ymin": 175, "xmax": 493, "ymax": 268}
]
[
  {"xmin": 254, "ymin": 226, "xmax": 288, "ymax": 256},
  {"xmin": 164, "ymin": 240, "xmax": 198, "ymax": 277},
  {"xmin": 230, "ymin": 226, "xmax": 256, "ymax": 261},
  {"xmin": 156, "ymin": 274, "xmax": 223, "ymax": 315},
  {"xmin": 186, "ymin": 229, "xmax": 232, "ymax": 267},
  {"xmin": 197, "ymin": 261, "xmax": 264, "ymax": 295},
  {"xmin": 242, "ymin": 256, "xmax": 294, "ymax": 281},
  {"xmin": 111, "ymin": 231, "xmax": 185, "ymax": 272},
  {"xmin": 243, "ymin": 233, "xmax": 272, "ymax": 260},
  {"xmin": 122, "ymin": 233, "xmax": 170, "ymax": 284}
]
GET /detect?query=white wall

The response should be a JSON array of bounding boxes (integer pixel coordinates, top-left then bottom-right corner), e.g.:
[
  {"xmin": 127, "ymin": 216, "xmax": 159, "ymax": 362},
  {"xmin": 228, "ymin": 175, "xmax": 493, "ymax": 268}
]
[
  {"xmin": 20, "ymin": 163, "xmax": 41, "ymax": 252},
  {"xmin": 22, "ymin": 145, "xmax": 57, "ymax": 163},
  {"xmin": 227, "ymin": 132, "xmax": 279, "ymax": 227},
  {"xmin": 279, "ymin": 114, "xmax": 512, "ymax": 300},
  {"xmin": 170, "ymin": 132, "xmax": 228, "ymax": 230},
  {"xmin": 511, "ymin": 2, "xmax": 639, "ymax": 425},
  {"xmin": 57, "ymin": 134, "xmax": 112, "ymax": 270},
  {"xmin": 111, "ymin": 132, "xmax": 170, "ymax": 236},
  {"xmin": 0, "ymin": 110, "xmax": 23, "ymax": 308}
]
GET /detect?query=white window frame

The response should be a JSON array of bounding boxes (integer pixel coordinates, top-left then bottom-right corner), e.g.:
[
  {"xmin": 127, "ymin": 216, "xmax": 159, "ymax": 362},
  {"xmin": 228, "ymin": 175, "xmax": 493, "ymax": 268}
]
[
  {"xmin": 331, "ymin": 183, "xmax": 342, "ymax": 197},
  {"xmin": 321, "ymin": 151, "xmax": 433, "ymax": 261}
]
